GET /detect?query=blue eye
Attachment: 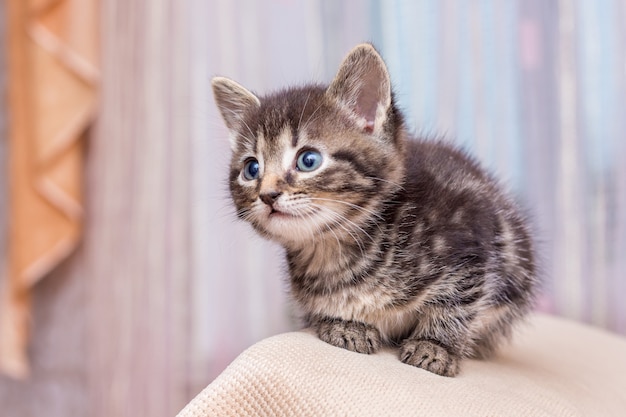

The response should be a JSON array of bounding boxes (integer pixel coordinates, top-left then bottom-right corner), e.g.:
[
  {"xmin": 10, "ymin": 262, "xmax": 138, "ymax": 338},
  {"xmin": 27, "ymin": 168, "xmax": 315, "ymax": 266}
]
[
  {"xmin": 243, "ymin": 159, "xmax": 260, "ymax": 180},
  {"xmin": 296, "ymin": 150, "xmax": 323, "ymax": 172}
]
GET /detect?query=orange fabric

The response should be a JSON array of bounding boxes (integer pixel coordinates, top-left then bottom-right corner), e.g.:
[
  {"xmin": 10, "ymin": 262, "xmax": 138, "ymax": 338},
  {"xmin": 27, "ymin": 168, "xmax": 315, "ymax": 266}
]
[{"xmin": 1, "ymin": 0, "xmax": 98, "ymax": 378}]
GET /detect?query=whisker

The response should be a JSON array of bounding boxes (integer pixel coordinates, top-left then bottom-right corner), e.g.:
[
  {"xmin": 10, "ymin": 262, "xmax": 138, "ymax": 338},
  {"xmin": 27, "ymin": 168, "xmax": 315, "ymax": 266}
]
[
  {"xmin": 297, "ymin": 91, "xmax": 312, "ymax": 132},
  {"xmin": 309, "ymin": 203, "xmax": 381, "ymax": 260},
  {"xmin": 308, "ymin": 197, "xmax": 385, "ymax": 222},
  {"xmin": 301, "ymin": 99, "xmax": 325, "ymax": 131},
  {"xmin": 223, "ymin": 108, "xmax": 257, "ymax": 143},
  {"xmin": 365, "ymin": 176, "xmax": 406, "ymax": 191},
  {"xmin": 302, "ymin": 210, "xmax": 337, "ymax": 261},
  {"xmin": 311, "ymin": 205, "xmax": 364, "ymax": 258}
]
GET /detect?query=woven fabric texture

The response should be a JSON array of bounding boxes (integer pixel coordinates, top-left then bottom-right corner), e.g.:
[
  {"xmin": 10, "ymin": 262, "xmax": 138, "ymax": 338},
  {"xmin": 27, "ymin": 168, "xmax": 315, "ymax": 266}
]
[{"xmin": 178, "ymin": 314, "xmax": 626, "ymax": 417}]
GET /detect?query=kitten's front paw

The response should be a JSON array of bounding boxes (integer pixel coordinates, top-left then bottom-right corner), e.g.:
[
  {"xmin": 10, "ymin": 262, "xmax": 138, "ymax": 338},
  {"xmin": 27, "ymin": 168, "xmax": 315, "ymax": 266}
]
[
  {"xmin": 400, "ymin": 339, "xmax": 460, "ymax": 377},
  {"xmin": 316, "ymin": 318, "xmax": 381, "ymax": 354}
]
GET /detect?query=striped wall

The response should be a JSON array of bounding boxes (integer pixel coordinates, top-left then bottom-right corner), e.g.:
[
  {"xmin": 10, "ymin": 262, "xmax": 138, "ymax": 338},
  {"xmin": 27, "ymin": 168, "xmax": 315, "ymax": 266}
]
[{"xmin": 1, "ymin": 1, "xmax": 625, "ymax": 416}]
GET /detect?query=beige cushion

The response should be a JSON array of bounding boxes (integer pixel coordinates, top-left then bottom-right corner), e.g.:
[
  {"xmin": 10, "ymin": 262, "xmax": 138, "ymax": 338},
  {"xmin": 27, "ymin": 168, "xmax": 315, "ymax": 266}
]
[{"xmin": 177, "ymin": 314, "xmax": 626, "ymax": 416}]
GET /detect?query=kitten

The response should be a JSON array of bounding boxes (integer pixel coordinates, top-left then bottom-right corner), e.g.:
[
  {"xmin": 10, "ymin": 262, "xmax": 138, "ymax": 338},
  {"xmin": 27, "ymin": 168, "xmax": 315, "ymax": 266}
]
[{"xmin": 212, "ymin": 43, "xmax": 538, "ymax": 377}]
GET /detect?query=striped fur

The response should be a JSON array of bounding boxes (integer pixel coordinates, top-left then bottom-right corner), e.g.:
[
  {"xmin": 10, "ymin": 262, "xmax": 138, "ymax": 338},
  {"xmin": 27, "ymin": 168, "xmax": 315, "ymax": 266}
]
[{"xmin": 212, "ymin": 44, "xmax": 538, "ymax": 377}]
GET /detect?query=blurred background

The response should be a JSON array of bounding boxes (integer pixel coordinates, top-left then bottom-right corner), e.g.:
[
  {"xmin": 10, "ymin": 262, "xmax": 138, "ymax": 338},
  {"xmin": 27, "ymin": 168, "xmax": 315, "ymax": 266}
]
[{"xmin": 0, "ymin": 0, "xmax": 625, "ymax": 416}]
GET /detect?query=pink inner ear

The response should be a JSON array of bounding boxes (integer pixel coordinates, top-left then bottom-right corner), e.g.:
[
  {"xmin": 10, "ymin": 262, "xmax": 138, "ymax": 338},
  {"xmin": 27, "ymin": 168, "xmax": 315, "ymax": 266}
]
[
  {"xmin": 356, "ymin": 97, "xmax": 377, "ymax": 134},
  {"xmin": 356, "ymin": 86, "xmax": 380, "ymax": 127},
  {"xmin": 328, "ymin": 45, "xmax": 391, "ymax": 133}
]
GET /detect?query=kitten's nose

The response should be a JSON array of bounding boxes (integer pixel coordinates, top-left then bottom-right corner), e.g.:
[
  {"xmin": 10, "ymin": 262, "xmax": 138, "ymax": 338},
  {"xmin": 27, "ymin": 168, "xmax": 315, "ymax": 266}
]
[{"xmin": 260, "ymin": 191, "xmax": 282, "ymax": 206}]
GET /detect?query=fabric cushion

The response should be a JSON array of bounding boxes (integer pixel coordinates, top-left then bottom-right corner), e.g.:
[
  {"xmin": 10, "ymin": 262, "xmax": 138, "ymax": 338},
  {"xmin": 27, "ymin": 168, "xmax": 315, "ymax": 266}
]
[{"xmin": 177, "ymin": 314, "xmax": 626, "ymax": 416}]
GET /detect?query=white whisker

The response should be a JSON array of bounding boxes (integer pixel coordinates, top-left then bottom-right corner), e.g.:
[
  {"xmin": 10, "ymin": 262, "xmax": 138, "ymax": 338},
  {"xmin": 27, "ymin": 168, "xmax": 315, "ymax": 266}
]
[
  {"xmin": 312, "ymin": 205, "xmax": 363, "ymax": 258},
  {"xmin": 301, "ymin": 99, "xmax": 325, "ymax": 132},
  {"xmin": 309, "ymin": 203, "xmax": 383, "ymax": 260},
  {"xmin": 297, "ymin": 91, "xmax": 312, "ymax": 132},
  {"xmin": 365, "ymin": 176, "xmax": 406, "ymax": 191},
  {"xmin": 308, "ymin": 197, "xmax": 385, "ymax": 222},
  {"xmin": 224, "ymin": 108, "xmax": 257, "ymax": 142}
]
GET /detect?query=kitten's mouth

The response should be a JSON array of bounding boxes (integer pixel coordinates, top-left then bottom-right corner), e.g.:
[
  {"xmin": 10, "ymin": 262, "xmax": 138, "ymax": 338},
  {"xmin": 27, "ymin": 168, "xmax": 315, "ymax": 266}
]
[
  {"xmin": 269, "ymin": 208, "xmax": 291, "ymax": 218},
  {"xmin": 268, "ymin": 206, "xmax": 304, "ymax": 220}
]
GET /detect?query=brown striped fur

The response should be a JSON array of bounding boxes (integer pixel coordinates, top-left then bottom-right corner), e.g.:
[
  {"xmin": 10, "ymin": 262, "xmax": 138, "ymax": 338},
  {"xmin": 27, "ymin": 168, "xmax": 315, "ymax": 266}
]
[{"xmin": 212, "ymin": 44, "xmax": 538, "ymax": 377}]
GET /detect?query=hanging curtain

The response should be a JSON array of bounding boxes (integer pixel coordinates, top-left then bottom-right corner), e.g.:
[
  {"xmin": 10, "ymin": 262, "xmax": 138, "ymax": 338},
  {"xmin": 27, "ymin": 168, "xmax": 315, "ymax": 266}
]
[{"xmin": 1, "ymin": 0, "xmax": 98, "ymax": 378}]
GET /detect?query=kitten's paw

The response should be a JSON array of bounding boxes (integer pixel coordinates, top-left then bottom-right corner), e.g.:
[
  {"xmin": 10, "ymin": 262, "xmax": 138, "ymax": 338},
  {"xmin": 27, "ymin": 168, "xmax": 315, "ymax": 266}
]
[
  {"xmin": 400, "ymin": 339, "xmax": 460, "ymax": 377},
  {"xmin": 316, "ymin": 318, "xmax": 381, "ymax": 354}
]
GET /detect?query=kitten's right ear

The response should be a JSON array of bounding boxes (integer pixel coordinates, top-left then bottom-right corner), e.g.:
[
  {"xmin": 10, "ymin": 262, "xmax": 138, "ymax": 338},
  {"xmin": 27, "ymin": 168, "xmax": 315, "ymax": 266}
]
[
  {"xmin": 327, "ymin": 43, "xmax": 392, "ymax": 135},
  {"xmin": 212, "ymin": 77, "xmax": 260, "ymax": 144}
]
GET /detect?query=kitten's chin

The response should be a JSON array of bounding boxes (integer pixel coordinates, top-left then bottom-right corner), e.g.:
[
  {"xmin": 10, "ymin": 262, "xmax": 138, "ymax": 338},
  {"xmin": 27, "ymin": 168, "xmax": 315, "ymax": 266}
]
[{"xmin": 260, "ymin": 210, "xmax": 323, "ymax": 246}]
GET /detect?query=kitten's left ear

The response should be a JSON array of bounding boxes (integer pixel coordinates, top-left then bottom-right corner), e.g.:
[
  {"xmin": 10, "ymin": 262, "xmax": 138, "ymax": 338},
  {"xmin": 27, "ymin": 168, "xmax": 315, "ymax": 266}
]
[
  {"xmin": 212, "ymin": 77, "xmax": 261, "ymax": 149},
  {"xmin": 327, "ymin": 43, "xmax": 392, "ymax": 134}
]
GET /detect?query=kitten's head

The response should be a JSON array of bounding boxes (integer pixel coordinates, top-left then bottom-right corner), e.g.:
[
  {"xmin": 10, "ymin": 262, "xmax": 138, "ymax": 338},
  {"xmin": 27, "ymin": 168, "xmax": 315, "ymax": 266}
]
[{"xmin": 212, "ymin": 44, "xmax": 406, "ymax": 247}]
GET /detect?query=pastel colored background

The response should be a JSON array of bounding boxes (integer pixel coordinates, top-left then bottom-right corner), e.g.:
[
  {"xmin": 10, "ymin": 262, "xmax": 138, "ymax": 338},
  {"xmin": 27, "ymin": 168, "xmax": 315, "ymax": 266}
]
[{"xmin": 1, "ymin": 1, "xmax": 625, "ymax": 416}]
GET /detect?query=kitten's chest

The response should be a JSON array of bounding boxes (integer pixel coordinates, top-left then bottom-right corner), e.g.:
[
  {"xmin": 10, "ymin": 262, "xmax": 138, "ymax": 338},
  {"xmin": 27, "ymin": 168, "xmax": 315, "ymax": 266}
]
[
  {"xmin": 289, "ymin": 247, "xmax": 426, "ymax": 340},
  {"xmin": 298, "ymin": 280, "xmax": 423, "ymax": 340}
]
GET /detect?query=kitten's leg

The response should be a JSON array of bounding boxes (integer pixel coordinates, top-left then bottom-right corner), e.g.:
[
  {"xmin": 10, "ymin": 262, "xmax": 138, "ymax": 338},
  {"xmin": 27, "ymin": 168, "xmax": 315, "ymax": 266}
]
[
  {"xmin": 398, "ymin": 307, "xmax": 476, "ymax": 376},
  {"xmin": 399, "ymin": 338, "xmax": 460, "ymax": 377},
  {"xmin": 312, "ymin": 317, "xmax": 382, "ymax": 354}
]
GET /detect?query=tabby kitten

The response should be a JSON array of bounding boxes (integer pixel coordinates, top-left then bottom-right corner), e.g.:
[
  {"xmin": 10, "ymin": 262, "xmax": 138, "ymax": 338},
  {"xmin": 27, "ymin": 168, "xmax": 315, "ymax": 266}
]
[{"xmin": 212, "ymin": 44, "xmax": 537, "ymax": 377}]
